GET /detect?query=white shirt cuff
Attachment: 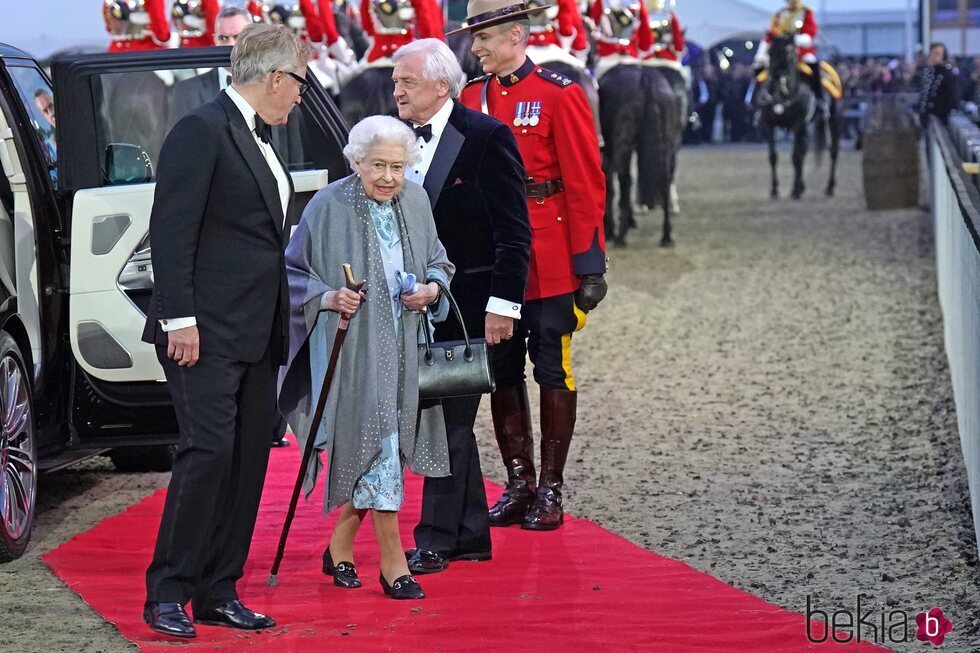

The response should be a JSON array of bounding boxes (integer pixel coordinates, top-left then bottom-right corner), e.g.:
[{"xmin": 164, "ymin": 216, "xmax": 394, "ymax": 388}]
[
  {"xmin": 160, "ymin": 317, "xmax": 196, "ymax": 332},
  {"xmin": 486, "ymin": 296, "xmax": 521, "ymax": 319}
]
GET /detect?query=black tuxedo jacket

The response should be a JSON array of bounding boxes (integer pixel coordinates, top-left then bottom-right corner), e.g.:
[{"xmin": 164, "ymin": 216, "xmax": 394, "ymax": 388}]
[
  {"xmin": 142, "ymin": 91, "xmax": 292, "ymax": 363},
  {"xmin": 426, "ymin": 101, "xmax": 531, "ymax": 341},
  {"xmin": 170, "ymin": 71, "xmax": 306, "ymax": 166}
]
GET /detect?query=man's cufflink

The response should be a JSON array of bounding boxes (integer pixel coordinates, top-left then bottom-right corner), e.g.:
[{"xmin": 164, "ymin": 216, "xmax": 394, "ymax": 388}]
[{"xmin": 162, "ymin": 319, "xmax": 168, "ymax": 325}]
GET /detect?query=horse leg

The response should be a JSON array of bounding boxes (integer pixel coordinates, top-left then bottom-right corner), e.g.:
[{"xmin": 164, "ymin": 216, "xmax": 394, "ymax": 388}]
[
  {"xmin": 619, "ymin": 171, "xmax": 635, "ymax": 236},
  {"xmin": 660, "ymin": 199, "xmax": 674, "ymax": 247},
  {"xmin": 791, "ymin": 122, "xmax": 807, "ymax": 200},
  {"xmin": 767, "ymin": 124, "xmax": 779, "ymax": 199},
  {"xmin": 826, "ymin": 105, "xmax": 840, "ymax": 197},
  {"xmin": 603, "ymin": 166, "xmax": 624, "ymax": 246},
  {"xmin": 669, "ymin": 182, "xmax": 680, "ymax": 215}
]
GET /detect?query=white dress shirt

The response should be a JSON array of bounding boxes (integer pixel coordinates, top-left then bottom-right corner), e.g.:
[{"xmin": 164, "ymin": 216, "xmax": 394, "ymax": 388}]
[
  {"xmin": 407, "ymin": 99, "xmax": 521, "ymax": 321},
  {"xmin": 161, "ymin": 86, "xmax": 291, "ymax": 332}
]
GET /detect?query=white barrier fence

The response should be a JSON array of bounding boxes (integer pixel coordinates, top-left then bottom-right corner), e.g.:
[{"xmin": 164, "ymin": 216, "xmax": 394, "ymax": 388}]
[{"xmin": 929, "ymin": 116, "xmax": 980, "ymax": 553}]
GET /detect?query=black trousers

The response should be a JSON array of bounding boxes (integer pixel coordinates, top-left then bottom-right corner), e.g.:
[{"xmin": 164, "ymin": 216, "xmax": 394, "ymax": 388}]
[
  {"xmin": 145, "ymin": 340, "xmax": 279, "ymax": 610},
  {"xmin": 414, "ymin": 394, "xmax": 491, "ymax": 555},
  {"xmin": 491, "ymin": 293, "xmax": 586, "ymax": 391}
]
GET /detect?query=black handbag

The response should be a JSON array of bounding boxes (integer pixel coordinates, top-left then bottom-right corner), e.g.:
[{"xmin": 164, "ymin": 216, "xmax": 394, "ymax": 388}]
[{"xmin": 418, "ymin": 279, "xmax": 495, "ymax": 400}]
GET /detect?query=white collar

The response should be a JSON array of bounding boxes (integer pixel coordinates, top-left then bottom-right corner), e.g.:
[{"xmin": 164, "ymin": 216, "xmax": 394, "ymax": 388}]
[
  {"xmin": 421, "ymin": 98, "xmax": 454, "ymax": 140},
  {"xmin": 225, "ymin": 85, "xmax": 259, "ymax": 133}
]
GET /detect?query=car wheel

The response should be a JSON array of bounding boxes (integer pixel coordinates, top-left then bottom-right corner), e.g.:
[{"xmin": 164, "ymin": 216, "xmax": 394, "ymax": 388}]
[
  {"xmin": 108, "ymin": 445, "xmax": 175, "ymax": 473},
  {"xmin": 0, "ymin": 333, "xmax": 36, "ymax": 563}
]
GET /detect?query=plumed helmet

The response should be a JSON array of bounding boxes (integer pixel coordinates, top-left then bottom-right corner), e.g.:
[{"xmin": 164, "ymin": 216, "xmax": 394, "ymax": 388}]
[
  {"xmin": 526, "ymin": 0, "xmax": 559, "ymax": 27},
  {"xmin": 172, "ymin": 0, "xmax": 207, "ymax": 32},
  {"xmin": 104, "ymin": 0, "xmax": 153, "ymax": 32},
  {"xmin": 371, "ymin": 0, "xmax": 414, "ymax": 31},
  {"xmin": 268, "ymin": 2, "xmax": 308, "ymax": 31},
  {"xmin": 599, "ymin": 0, "xmax": 639, "ymax": 42}
]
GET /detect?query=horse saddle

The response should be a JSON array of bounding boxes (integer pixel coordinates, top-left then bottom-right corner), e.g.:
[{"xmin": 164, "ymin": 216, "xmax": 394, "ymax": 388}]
[{"xmin": 755, "ymin": 61, "xmax": 843, "ymax": 101}]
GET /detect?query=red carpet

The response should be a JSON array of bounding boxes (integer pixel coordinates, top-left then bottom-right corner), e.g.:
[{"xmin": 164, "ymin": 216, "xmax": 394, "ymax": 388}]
[{"xmin": 43, "ymin": 437, "xmax": 886, "ymax": 652}]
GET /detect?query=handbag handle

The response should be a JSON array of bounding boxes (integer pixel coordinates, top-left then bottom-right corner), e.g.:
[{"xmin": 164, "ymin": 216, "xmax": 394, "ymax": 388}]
[{"xmin": 419, "ymin": 279, "xmax": 476, "ymax": 363}]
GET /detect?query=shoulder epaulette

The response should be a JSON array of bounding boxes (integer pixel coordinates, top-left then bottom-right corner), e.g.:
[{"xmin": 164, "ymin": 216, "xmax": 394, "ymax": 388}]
[
  {"xmin": 535, "ymin": 68, "xmax": 575, "ymax": 88},
  {"xmin": 464, "ymin": 74, "xmax": 489, "ymax": 87}
]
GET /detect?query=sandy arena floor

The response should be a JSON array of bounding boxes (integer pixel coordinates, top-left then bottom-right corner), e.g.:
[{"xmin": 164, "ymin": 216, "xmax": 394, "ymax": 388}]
[{"xmin": 1, "ymin": 143, "xmax": 978, "ymax": 652}]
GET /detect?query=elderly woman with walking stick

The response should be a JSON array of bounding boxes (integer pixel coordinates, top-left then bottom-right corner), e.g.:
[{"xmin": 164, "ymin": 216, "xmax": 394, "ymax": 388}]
[{"xmin": 278, "ymin": 115, "xmax": 453, "ymax": 600}]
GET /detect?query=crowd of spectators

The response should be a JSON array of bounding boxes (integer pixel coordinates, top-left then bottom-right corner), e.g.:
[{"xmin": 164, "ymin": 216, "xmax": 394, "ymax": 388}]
[{"xmin": 683, "ymin": 52, "xmax": 968, "ymax": 146}]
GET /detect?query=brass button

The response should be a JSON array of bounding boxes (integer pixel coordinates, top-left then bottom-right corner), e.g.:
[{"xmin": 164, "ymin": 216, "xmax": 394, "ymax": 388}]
[
  {"xmin": 557, "ymin": 216, "xmax": 562, "ymax": 222},
  {"xmin": 521, "ymin": 129, "xmax": 527, "ymax": 134},
  {"xmin": 501, "ymin": 90, "xmax": 508, "ymax": 96}
]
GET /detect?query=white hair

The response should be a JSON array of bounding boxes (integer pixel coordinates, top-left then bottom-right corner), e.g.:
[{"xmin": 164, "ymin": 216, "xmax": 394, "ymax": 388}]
[
  {"xmin": 231, "ymin": 23, "xmax": 311, "ymax": 85},
  {"xmin": 343, "ymin": 115, "xmax": 422, "ymax": 169},
  {"xmin": 392, "ymin": 38, "xmax": 466, "ymax": 99}
]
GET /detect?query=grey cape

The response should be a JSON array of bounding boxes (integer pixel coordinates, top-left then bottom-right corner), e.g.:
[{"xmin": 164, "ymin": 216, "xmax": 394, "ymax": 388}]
[{"xmin": 278, "ymin": 175, "xmax": 453, "ymax": 512}]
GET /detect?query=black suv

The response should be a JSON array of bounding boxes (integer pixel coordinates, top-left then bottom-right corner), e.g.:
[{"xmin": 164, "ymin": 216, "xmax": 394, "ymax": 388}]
[{"xmin": 0, "ymin": 44, "xmax": 348, "ymax": 561}]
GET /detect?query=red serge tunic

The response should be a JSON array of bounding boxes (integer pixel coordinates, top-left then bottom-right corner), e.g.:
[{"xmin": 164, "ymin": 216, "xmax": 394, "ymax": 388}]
[
  {"xmin": 360, "ymin": 0, "xmax": 444, "ymax": 62},
  {"xmin": 765, "ymin": 5, "xmax": 817, "ymax": 61},
  {"xmin": 460, "ymin": 60, "xmax": 606, "ymax": 301},
  {"xmin": 105, "ymin": 0, "xmax": 171, "ymax": 52},
  {"xmin": 645, "ymin": 10, "xmax": 685, "ymax": 62},
  {"xmin": 178, "ymin": 0, "xmax": 219, "ymax": 48},
  {"xmin": 590, "ymin": 0, "xmax": 652, "ymax": 59},
  {"xmin": 528, "ymin": 0, "xmax": 588, "ymax": 56}
]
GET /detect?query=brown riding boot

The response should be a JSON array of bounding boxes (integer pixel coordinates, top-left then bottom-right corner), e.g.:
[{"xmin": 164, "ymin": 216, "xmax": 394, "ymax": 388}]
[
  {"xmin": 522, "ymin": 387, "xmax": 576, "ymax": 531},
  {"xmin": 488, "ymin": 382, "xmax": 537, "ymax": 527}
]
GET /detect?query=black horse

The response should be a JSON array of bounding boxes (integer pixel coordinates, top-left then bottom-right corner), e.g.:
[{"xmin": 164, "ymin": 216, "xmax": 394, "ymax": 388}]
[
  {"xmin": 754, "ymin": 35, "xmax": 840, "ymax": 199},
  {"xmin": 338, "ymin": 64, "xmax": 397, "ymax": 128},
  {"xmin": 599, "ymin": 62, "xmax": 679, "ymax": 247}
]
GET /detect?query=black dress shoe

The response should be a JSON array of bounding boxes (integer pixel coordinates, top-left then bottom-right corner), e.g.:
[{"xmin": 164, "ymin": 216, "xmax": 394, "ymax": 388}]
[
  {"xmin": 194, "ymin": 600, "xmax": 276, "ymax": 630},
  {"xmin": 446, "ymin": 549, "xmax": 492, "ymax": 563},
  {"xmin": 143, "ymin": 602, "xmax": 196, "ymax": 639},
  {"xmin": 405, "ymin": 548, "xmax": 449, "ymax": 574},
  {"xmin": 322, "ymin": 547, "xmax": 362, "ymax": 588},
  {"xmin": 270, "ymin": 436, "xmax": 290, "ymax": 447},
  {"xmin": 379, "ymin": 573, "xmax": 425, "ymax": 599}
]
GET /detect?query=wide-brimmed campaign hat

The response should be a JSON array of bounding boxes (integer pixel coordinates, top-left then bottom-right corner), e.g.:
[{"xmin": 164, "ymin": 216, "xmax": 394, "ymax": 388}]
[{"xmin": 446, "ymin": 0, "xmax": 553, "ymax": 36}]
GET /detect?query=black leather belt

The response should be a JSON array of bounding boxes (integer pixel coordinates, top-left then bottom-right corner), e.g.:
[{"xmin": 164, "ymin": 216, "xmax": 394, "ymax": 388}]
[{"xmin": 525, "ymin": 178, "xmax": 564, "ymax": 199}]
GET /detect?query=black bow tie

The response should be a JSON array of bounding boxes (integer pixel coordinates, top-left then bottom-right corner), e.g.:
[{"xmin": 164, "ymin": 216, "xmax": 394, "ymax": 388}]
[
  {"xmin": 413, "ymin": 123, "xmax": 433, "ymax": 143},
  {"xmin": 254, "ymin": 115, "xmax": 272, "ymax": 144}
]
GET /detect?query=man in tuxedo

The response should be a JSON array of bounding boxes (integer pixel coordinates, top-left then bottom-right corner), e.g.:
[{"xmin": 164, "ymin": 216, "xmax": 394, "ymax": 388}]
[
  {"xmin": 141, "ymin": 23, "xmax": 309, "ymax": 639},
  {"xmin": 169, "ymin": 5, "xmax": 251, "ymax": 126},
  {"xmin": 390, "ymin": 38, "xmax": 531, "ymax": 574},
  {"xmin": 171, "ymin": 5, "xmax": 305, "ymax": 177}
]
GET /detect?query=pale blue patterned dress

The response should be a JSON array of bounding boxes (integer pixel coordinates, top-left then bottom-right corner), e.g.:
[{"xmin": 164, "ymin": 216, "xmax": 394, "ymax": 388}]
[{"xmin": 350, "ymin": 199, "xmax": 415, "ymax": 511}]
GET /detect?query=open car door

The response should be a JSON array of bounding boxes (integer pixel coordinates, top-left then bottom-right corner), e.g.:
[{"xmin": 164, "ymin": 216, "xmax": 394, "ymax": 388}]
[{"xmin": 52, "ymin": 48, "xmax": 348, "ymax": 387}]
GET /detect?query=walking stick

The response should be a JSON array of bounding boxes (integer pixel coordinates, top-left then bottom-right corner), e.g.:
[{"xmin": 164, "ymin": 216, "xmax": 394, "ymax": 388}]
[{"xmin": 268, "ymin": 263, "xmax": 365, "ymax": 587}]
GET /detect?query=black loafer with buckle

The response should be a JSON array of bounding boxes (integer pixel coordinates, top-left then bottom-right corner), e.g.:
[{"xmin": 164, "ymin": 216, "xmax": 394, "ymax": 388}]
[
  {"xmin": 323, "ymin": 547, "xmax": 362, "ymax": 588},
  {"xmin": 379, "ymin": 573, "xmax": 425, "ymax": 600}
]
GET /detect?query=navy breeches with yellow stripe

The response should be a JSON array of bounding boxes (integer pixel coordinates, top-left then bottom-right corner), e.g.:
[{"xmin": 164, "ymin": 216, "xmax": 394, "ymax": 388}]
[{"xmin": 490, "ymin": 292, "xmax": 587, "ymax": 391}]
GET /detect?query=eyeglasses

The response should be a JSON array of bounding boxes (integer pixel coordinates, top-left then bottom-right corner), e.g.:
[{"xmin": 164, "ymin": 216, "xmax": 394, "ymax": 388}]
[
  {"xmin": 367, "ymin": 161, "xmax": 405, "ymax": 176},
  {"xmin": 281, "ymin": 70, "xmax": 310, "ymax": 96}
]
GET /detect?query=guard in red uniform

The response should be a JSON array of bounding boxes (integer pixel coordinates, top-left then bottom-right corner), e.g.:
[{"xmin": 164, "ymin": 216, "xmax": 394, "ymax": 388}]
[
  {"xmin": 104, "ymin": 0, "xmax": 171, "ymax": 52},
  {"xmin": 754, "ymin": 0, "xmax": 822, "ymax": 105},
  {"xmin": 451, "ymin": 0, "xmax": 607, "ymax": 532},
  {"xmin": 644, "ymin": 0, "xmax": 684, "ymax": 64},
  {"xmin": 526, "ymin": 0, "xmax": 589, "ymax": 64},
  {"xmin": 360, "ymin": 0, "xmax": 444, "ymax": 62},
  {"xmin": 247, "ymin": 0, "xmax": 266, "ymax": 21},
  {"xmin": 172, "ymin": 0, "xmax": 219, "ymax": 48},
  {"xmin": 590, "ymin": 0, "xmax": 652, "ymax": 61}
]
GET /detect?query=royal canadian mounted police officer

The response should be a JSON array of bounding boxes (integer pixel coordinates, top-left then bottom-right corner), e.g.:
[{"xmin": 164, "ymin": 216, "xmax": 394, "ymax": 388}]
[{"xmin": 450, "ymin": 0, "xmax": 607, "ymax": 531}]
